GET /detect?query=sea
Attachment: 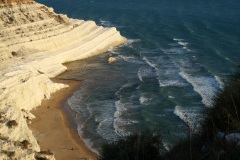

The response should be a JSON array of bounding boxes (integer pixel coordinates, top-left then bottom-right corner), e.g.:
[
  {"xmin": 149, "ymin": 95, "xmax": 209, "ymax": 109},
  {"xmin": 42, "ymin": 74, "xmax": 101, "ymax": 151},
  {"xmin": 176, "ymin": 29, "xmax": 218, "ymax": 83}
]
[{"xmin": 38, "ymin": 0, "xmax": 240, "ymax": 153}]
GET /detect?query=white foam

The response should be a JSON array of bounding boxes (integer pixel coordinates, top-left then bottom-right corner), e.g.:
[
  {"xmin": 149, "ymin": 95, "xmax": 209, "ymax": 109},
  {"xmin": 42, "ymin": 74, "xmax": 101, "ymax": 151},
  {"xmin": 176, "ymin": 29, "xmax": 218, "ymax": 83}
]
[
  {"xmin": 178, "ymin": 41, "xmax": 188, "ymax": 47},
  {"xmin": 162, "ymin": 141, "xmax": 172, "ymax": 151},
  {"xmin": 108, "ymin": 46, "xmax": 118, "ymax": 54},
  {"xmin": 173, "ymin": 38, "xmax": 192, "ymax": 51},
  {"xmin": 138, "ymin": 71, "xmax": 143, "ymax": 82},
  {"xmin": 179, "ymin": 71, "xmax": 219, "ymax": 107},
  {"xmin": 139, "ymin": 95, "xmax": 150, "ymax": 104},
  {"xmin": 114, "ymin": 100, "xmax": 127, "ymax": 118},
  {"xmin": 113, "ymin": 100, "xmax": 139, "ymax": 136},
  {"xmin": 137, "ymin": 66, "xmax": 155, "ymax": 82},
  {"xmin": 77, "ymin": 125, "xmax": 100, "ymax": 155},
  {"xmin": 214, "ymin": 75, "xmax": 224, "ymax": 89},
  {"xmin": 121, "ymin": 82, "xmax": 137, "ymax": 91},
  {"xmin": 158, "ymin": 79, "xmax": 187, "ymax": 87},
  {"xmin": 174, "ymin": 106, "xmax": 204, "ymax": 133},
  {"xmin": 168, "ymin": 95, "xmax": 174, "ymax": 99},
  {"xmin": 118, "ymin": 55, "xmax": 144, "ymax": 64},
  {"xmin": 173, "ymin": 38, "xmax": 184, "ymax": 41},
  {"xmin": 115, "ymin": 82, "xmax": 137, "ymax": 98},
  {"xmin": 143, "ymin": 56, "xmax": 188, "ymax": 87},
  {"xmin": 113, "ymin": 118, "xmax": 132, "ymax": 136},
  {"xmin": 143, "ymin": 56, "xmax": 157, "ymax": 68},
  {"xmin": 99, "ymin": 19, "xmax": 112, "ymax": 27},
  {"xmin": 126, "ymin": 39, "xmax": 141, "ymax": 44},
  {"xmin": 67, "ymin": 90, "xmax": 90, "ymax": 116},
  {"xmin": 114, "ymin": 117, "xmax": 138, "ymax": 136},
  {"xmin": 122, "ymin": 39, "xmax": 141, "ymax": 48},
  {"xmin": 97, "ymin": 118, "xmax": 119, "ymax": 141},
  {"xmin": 91, "ymin": 100, "xmax": 114, "ymax": 119}
]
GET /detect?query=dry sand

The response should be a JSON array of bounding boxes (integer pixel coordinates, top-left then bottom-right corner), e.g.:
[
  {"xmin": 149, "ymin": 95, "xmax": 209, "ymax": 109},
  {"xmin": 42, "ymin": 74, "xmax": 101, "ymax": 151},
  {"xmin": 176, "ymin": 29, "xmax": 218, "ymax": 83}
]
[{"xmin": 29, "ymin": 79, "xmax": 97, "ymax": 160}]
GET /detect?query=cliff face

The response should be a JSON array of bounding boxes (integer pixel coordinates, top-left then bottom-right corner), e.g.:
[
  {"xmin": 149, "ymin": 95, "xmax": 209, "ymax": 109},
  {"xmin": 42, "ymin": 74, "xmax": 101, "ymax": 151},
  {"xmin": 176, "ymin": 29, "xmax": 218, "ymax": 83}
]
[
  {"xmin": 0, "ymin": 0, "xmax": 126, "ymax": 159},
  {"xmin": 0, "ymin": 0, "xmax": 33, "ymax": 5}
]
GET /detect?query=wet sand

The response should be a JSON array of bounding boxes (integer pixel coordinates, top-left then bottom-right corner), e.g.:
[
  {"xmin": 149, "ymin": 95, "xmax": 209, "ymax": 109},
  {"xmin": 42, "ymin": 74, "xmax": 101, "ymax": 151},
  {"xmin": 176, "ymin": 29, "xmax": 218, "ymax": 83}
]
[{"xmin": 29, "ymin": 79, "xmax": 97, "ymax": 160}]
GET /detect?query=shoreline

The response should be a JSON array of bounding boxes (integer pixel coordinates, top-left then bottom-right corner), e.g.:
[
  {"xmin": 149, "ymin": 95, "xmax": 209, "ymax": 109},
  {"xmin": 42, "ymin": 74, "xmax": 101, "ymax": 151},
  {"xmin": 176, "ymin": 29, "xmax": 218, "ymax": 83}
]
[{"xmin": 29, "ymin": 78, "xmax": 97, "ymax": 160}]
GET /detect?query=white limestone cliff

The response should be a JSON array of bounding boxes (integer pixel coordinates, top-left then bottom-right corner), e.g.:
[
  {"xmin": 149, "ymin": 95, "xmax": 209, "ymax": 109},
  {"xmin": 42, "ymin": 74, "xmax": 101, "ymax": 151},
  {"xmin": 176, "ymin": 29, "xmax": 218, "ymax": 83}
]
[{"xmin": 0, "ymin": 0, "xmax": 126, "ymax": 159}]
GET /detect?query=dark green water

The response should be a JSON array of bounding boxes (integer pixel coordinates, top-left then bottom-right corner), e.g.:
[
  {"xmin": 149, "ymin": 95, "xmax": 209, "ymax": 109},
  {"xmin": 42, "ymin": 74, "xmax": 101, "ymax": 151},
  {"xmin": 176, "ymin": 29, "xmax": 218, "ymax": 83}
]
[{"xmin": 38, "ymin": 0, "xmax": 240, "ymax": 153}]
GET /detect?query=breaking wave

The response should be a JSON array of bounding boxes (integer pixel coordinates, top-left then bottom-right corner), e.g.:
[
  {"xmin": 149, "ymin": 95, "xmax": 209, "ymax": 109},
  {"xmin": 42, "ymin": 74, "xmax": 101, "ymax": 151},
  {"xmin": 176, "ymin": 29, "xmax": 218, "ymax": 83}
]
[
  {"xmin": 174, "ymin": 105, "xmax": 205, "ymax": 133},
  {"xmin": 179, "ymin": 71, "xmax": 220, "ymax": 107}
]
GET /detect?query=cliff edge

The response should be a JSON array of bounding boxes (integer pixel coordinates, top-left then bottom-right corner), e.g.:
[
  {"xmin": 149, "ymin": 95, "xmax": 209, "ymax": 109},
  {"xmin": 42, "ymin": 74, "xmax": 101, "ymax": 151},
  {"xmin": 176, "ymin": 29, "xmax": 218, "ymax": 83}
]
[{"xmin": 0, "ymin": 0, "xmax": 126, "ymax": 159}]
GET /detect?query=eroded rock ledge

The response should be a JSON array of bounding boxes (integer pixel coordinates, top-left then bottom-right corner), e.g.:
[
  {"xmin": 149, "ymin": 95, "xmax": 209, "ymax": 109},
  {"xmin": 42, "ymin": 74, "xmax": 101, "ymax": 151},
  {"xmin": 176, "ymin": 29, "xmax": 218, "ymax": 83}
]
[
  {"xmin": 0, "ymin": 0, "xmax": 126, "ymax": 159},
  {"xmin": 0, "ymin": 0, "xmax": 33, "ymax": 6}
]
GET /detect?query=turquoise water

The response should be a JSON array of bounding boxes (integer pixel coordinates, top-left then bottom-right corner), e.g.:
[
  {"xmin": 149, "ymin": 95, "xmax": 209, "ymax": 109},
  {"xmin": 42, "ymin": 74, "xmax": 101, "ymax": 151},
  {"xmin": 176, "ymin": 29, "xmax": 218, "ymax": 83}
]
[{"xmin": 38, "ymin": 0, "xmax": 240, "ymax": 153}]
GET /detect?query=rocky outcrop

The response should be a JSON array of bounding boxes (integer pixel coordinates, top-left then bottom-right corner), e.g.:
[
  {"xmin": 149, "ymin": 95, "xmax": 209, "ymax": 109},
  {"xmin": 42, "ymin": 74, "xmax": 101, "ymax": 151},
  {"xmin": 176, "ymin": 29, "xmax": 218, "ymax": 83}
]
[
  {"xmin": 0, "ymin": 0, "xmax": 33, "ymax": 6},
  {"xmin": 0, "ymin": 0, "xmax": 126, "ymax": 159},
  {"xmin": 108, "ymin": 57, "xmax": 117, "ymax": 64}
]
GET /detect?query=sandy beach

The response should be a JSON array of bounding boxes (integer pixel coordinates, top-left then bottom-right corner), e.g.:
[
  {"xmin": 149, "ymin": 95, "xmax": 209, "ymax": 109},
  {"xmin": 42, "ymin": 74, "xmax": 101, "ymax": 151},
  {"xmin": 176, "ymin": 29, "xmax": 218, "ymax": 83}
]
[{"xmin": 29, "ymin": 79, "xmax": 97, "ymax": 160}]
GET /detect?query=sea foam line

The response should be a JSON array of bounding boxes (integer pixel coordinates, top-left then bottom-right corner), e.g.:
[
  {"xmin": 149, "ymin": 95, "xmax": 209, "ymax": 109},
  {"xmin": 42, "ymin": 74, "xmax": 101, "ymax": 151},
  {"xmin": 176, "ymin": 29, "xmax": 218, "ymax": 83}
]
[
  {"xmin": 77, "ymin": 125, "xmax": 100, "ymax": 155},
  {"xmin": 137, "ymin": 66, "xmax": 155, "ymax": 82},
  {"xmin": 174, "ymin": 106, "xmax": 204, "ymax": 133},
  {"xmin": 214, "ymin": 75, "xmax": 224, "ymax": 89},
  {"xmin": 143, "ymin": 56, "xmax": 188, "ymax": 87},
  {"xmin": 173, "ymin": 38, "xmax": 192, "ymax": 51},
  {"xmin": 121, "ymin": 38, "xmax": 141, "ymax": 48},
  {"xmin": 179, "ymin": 71, "xmax": 220, "ymax": 107}
]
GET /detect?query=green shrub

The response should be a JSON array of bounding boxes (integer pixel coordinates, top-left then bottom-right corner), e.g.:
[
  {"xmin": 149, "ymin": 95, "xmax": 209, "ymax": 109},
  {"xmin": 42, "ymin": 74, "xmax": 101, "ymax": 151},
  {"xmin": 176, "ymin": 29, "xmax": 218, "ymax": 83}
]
[
  {"xmin": 99, "ymin": 131, "xmax": 164, "ymax": 160},
  {"xmin": 201, "ymin": 72, "xmax": 240, "ymax": 142},
  {"xmin": 163, "ymin": 139, "xmax": 202, "ymax": 160}
]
